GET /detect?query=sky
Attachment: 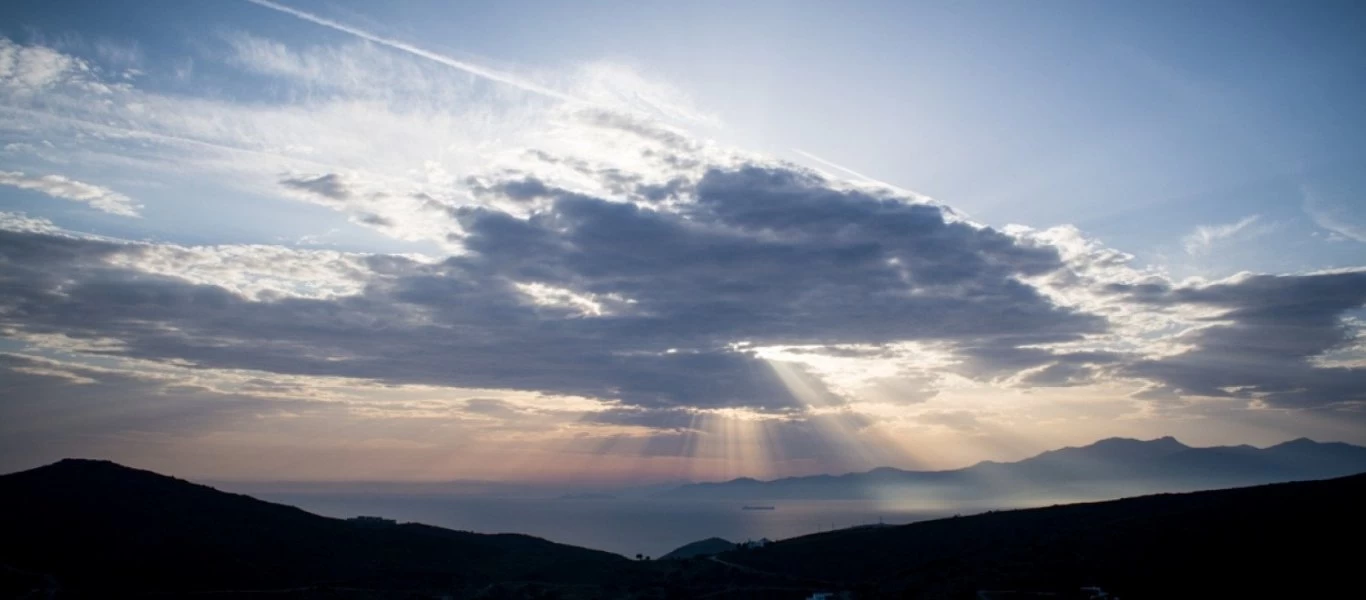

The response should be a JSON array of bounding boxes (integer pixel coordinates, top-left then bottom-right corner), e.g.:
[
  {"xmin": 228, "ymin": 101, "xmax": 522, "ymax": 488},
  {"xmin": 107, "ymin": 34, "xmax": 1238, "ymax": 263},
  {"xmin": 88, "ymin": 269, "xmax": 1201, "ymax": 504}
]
[{"xmin": 1, "ymin": 0, "xmax": 1364, "ymax": 484}]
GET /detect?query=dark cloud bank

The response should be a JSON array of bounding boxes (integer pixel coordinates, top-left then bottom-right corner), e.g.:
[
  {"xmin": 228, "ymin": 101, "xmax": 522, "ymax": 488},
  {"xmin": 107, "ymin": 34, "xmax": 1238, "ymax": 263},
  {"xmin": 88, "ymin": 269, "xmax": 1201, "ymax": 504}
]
[{"xmin": 3, "ymin": 162, "xmax": 1365, "ymax": 429}]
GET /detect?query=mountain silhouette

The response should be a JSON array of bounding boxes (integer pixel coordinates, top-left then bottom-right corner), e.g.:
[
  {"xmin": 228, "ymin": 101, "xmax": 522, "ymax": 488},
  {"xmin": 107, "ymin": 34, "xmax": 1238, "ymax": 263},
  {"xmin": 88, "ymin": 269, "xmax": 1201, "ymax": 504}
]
[
  {"xmin": 1, "ymin": 456, "xmax": 1363, "ymax": 598},
  {"xmin": 0, "ymin": 459, "xmax": 639, "ymax": 595},
  {"xmin": 658, "ymin": 537, "xmax": 736, "ymax": 560},
  {"xmin": 659, "ymin": 436, "xmax": 1366, "ymax": 502}
]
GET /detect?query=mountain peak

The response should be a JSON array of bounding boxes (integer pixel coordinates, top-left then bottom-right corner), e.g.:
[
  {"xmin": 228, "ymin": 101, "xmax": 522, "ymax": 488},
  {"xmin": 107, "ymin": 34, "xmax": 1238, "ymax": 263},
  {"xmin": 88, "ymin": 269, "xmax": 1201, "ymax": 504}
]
[
  {"xmin": 1152, "ymin": 436, "xmax": 1188, "ymax": 448},
  {"xmin": 52, "ymin": 457, "xmax": 124, "ymax": 468},
  {"xmin": 35, "ymin": 458, "xmax": 166, "ymax": 480},
  {"xmin": 1010, "ymin": 436, "xmax": 1193, "ymax": 468},
  {"xmin": 1074, "ymin": 436, "xmax": 1190, "ymax": 453},
  {"xmin": 660, "ymin": 536, "xmax": 737, "ymax": 560},
  {"xmin": 1091, "ymin": 435, "xmax": 1186, "ymax": 447}
]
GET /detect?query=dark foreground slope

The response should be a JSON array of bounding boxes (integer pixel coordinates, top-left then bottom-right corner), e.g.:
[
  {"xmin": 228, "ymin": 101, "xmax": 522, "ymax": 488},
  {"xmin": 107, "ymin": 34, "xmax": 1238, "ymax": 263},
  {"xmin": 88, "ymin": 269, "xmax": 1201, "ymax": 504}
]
[
  {"xmin": 3, "ymin": 459, "xmax": 1363, "ymax": 599},
  {"xmin": 0, "ymin": 459, "xmax": 651, "ymax": 597},
  {"xmin": 721, "ymin": 472, "xmax": 1366, "ymax": 598}
]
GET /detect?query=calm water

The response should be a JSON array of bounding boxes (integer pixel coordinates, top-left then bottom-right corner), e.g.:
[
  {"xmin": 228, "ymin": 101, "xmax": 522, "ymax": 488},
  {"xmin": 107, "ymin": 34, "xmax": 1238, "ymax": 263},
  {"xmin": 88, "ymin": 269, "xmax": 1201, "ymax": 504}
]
[{"xmin": 255, "ymin": 493, "xmax": 953, "ymax": 557}]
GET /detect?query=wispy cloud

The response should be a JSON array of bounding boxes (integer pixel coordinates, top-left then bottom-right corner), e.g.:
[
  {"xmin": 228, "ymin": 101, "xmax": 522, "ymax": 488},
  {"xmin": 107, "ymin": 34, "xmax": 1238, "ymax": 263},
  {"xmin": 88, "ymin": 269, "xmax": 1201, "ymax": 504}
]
[
  {"xmin": 242, "ymin": 0, "xmax": 585, "ymax": 104},
  {"xmin": 1303, "ymin": 187, "xmax": 1366, "ymax": 243},
  {"xmin": 1182, "ymin": 214, "xmax": 1263, "ymax": 255},
  {"xmin": 1, "ymin": 32, "xmax": 731, "ymax": 250},
  {"xmin": 0, "ymin": 171, "xmax": 140, "ymax": 216},
  {"xmin": 0, "ymin": 38, "xmax": 80, "ymax": 93}
]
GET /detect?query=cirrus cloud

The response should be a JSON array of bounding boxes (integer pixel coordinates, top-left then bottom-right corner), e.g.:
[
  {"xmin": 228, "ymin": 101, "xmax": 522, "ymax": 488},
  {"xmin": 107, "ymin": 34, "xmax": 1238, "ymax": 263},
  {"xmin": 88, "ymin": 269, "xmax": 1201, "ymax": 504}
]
[{"xmin": 0, "ymin": 171, "xmax": 140, "ymax": 216}]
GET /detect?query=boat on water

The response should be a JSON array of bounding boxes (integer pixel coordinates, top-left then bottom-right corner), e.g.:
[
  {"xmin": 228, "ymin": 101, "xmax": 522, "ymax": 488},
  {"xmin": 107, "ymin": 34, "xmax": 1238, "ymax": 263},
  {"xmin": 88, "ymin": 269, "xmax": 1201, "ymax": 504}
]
[{"xmin": 741, "ymin": 505, "xmax": 776, "ymax": 510}]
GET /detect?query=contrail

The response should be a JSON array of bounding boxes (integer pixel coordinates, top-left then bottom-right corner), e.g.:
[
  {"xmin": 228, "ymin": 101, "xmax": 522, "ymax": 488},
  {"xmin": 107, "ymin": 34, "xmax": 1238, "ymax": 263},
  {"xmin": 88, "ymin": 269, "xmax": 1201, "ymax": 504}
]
[
  {"xmin": 243, "ymin": 0, "xmax": 585, "ymax": 104},
  {"xmin": 791, "ymin": 148, "xmax": 936, "ymax": 205},
  {"xmin": 791, "ymin": 148, "xmax": 883, "ymax": 184}
]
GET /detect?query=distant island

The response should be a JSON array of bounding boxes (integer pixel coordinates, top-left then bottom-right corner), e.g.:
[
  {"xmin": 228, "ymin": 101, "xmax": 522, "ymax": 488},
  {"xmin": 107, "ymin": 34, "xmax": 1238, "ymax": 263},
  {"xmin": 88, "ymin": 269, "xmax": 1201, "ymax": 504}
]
[{"xmin": 657, "ymin": 436, "xmax": 1366, "ymax": 505}]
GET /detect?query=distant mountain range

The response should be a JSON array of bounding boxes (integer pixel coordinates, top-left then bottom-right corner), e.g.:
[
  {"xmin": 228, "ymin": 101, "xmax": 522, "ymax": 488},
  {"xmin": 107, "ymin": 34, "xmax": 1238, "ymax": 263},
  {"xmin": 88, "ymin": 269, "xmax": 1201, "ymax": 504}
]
[
  {"xmin": 2, "ymin": 454, "xmax": 1363, "ymax": 597},
  {"xmin": 658, "ymin": 436, "xmax": 1366, "ymax": 504}
]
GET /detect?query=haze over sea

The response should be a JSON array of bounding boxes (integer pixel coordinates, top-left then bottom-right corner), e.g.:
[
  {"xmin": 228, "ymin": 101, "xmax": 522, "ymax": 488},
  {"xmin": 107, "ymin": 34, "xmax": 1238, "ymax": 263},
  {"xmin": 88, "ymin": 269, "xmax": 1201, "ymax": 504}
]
[{"xmin": 248, "ymin": 493, "xmax": 948, "ymax": 557}]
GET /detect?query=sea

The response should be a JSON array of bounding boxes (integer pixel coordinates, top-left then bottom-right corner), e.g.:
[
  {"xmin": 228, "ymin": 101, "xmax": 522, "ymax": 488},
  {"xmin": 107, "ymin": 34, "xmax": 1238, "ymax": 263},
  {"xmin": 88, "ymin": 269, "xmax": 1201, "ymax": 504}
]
[{"xmin": 252, "ymin": 493, "xmax": 953, "ymax": 557}]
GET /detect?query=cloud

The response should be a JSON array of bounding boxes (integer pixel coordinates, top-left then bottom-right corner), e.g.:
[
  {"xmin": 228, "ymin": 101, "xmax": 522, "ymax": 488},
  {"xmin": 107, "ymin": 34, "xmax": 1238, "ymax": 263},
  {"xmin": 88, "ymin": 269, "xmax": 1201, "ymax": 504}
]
[
  {"xmin": 1303, "ymin": 187, "xmax": 1366, "ymax": 243},
  {"xmin": 242, "ymin": 0, "xmax": 585, "ymax": 104},
  {"xmin": 0, "ymin": 33, "xmax": 743, "ymax": 253},
  {"xmin": 0, "ymin": 226, "xmax": 792, "ymax": 411},
  {"xmin": 459, "ymin": 166, "xmax": 1098, "ymax": 351},
  {"xmin": 0, "ymin": 350, "xmax": 625, "ymax": 479},
  {"xmin": 1182, "ymin": 214, "xmax": 1264, "ymax": 255},
  {"xmin": 1111, "ymin": 270, "xmax": 1366, "ymax": 408},
  {"xmin": 487, "ymin": 177, "xmax": 556, "ymax": 202},
  {"xmin": 103, "ymin": 243, "xmax": 381, "ymax": 301},
  {"xmin": 0, "ymin": 171, "xmax": 140, "ymax": 216},
  {"xmin": 0, "ymin": 34, "xmax": 736, "ymax": 253},
  {"xmin": 0, "ymin": 37, "xmax": 128, "ymax": 99},
  {"xmin": 577, "ymin": 109, "xmax": 696, "ymax": 151},
  {"xmin": 1002, "ymin": 222, "xmax": 1366, "ymax": 407},
  {"xmin": 0, "ymin": 155, "xmax": 1106, "ymax": 414},
  {"xmin": 914, "ymin": 410, "xmax": 984, "ymax": 432},
  {"xmin": 280, "ymin": 173, "xmax": 352, "ymax": 201},
  {"xmin": 0, "ymin": 352, "xmax": 313, "ymax": 473},
  {"xmin": 1017, "ymin": 362, "xmax": 1100, "ymax": 387},
  {"xmin": 0, "ymin": 218, "xmax": 383, "ymax": 300},
  {"xmin": 0, "ymin": 38, "xmax": 80, "ymax": 94},
  {"xmin": 0, "ymin": 211, "xmax": 62, "ymax": 234}
]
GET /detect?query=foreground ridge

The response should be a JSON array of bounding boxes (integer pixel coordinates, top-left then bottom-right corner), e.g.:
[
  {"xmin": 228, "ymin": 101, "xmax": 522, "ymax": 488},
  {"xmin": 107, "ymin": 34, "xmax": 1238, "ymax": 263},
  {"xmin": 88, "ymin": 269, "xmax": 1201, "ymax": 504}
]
[{"xmin": 2, "ymin": 458, "xmax": 1363, "ymax": 598}]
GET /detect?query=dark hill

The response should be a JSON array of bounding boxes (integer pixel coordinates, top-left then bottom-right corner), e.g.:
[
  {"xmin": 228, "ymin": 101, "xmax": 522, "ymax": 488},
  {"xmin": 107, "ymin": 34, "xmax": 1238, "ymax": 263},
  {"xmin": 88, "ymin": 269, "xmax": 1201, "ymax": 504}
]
[
  {"xmin": 4, "ymin": 458, "xmax": 1364, "ymax": 598},
  {"xmin": 659, "ymin": 537, "xmax": 736, "ymax": 560},
  {"xmin": 720, "ymin": 472, "xmax": 1366, "ymax": 598},
  {"xmin": 0, "ymin": 459, "xmax": 639, "ymax": 595}
]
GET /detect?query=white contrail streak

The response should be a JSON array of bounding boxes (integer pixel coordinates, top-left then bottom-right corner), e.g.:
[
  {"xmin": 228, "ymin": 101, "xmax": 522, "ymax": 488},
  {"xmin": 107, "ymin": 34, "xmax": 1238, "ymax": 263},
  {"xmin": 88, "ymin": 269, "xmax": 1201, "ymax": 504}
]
[
  {"xmin": 791, "ymin": 148, "xmax": 931, "ymax": 199},
  {"xmin": 791, "ymin": 148, "xmax": 883, "ymax": 183},
  {"xmin": 243, "ymin": 0, "xmax": 585, "ymax": 104}
]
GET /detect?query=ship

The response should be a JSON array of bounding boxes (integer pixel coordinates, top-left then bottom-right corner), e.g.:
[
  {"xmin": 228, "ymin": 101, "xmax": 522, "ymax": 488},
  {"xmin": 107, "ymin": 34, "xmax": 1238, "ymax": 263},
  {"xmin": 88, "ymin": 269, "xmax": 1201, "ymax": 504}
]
[{"xmin": 741, "ymin": 505, "xmax": 776, "ymax": 510}]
